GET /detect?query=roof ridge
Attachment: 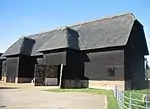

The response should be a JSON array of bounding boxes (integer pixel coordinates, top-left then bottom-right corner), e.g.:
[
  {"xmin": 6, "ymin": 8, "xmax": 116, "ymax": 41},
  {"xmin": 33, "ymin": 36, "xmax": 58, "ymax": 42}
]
[
  {"xmin": 38, "ymin": 29, "xmax": 65, "ymax": 52},
  {"xmin": 69, "ymin": 12, "xmax": 135, "ymax": 27},
  {"xmin": 28, "ymin": 28, "xmax": 61, "ymax": 38},
  {"xmin": 28, "ymin": 12, "xmax": 135, "ymax": 38}
]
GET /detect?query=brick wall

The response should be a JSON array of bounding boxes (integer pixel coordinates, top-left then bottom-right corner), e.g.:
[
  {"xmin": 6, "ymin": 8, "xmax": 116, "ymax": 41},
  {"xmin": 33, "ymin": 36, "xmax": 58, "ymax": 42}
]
[{"xmin": 89, "ymin": 80, "xmax": 125, "ymax": 90}]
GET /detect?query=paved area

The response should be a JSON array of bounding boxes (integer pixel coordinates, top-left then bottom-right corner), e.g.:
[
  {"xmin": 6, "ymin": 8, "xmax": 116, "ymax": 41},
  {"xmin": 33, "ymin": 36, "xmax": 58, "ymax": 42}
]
[{"xmin": 0, "ymin": 83, "xmax": 106, "ymax": 109}]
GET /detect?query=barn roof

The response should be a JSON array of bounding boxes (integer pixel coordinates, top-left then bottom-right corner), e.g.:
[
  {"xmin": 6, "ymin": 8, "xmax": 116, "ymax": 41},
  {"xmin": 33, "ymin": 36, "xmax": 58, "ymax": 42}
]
[
  {"xmin": 38, "ymin": 27, "xmax": 80, "ymax": 52},
  {"xmin": 1, "ymin": 13, "xmax": 146, "ymax": 57},
  {"xmin": 0, "ymin": 56, "xmax": 6, "ymax": 60},
  {"xmin": 3, "ymin": 37, "xmax": 35, "ymax": 56},
  {"xmin": 72, "ymin": 13, "xmax": 135, "ymax": 50},
  {"xmin": 37, "ymin": 28, "xmax": 68, "ymax": 53}
]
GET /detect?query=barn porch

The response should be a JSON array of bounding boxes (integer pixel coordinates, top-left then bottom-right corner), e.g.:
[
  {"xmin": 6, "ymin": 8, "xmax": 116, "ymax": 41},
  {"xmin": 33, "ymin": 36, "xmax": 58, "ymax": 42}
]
[
  {"xmin": 34, "ymin": 64, "xmax": 89, "ymax": 88},
  {"xmin": 34, "ymin": 64, "xmax": 61, "ymax": 86}
]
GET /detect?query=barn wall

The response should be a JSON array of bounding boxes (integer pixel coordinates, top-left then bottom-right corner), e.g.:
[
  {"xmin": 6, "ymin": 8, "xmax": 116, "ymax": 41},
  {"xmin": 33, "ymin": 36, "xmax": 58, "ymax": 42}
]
[
  {"xmin": 0, "ymin": 53, "xmax": 2, "ymax": 80},
  {"xmin": 0, "ymin": 60, "xmax": 2, "ymax": 80},
  {"xmin": 85, "ymin": 50, "xmax": 124, "ymax": 90},
  {"xmin": 6, "ymin": 57, "xmax": 19, "ymax": 83},
  {"xmin": 64, "ymin": 49, "xmax": 87, "ymax": 79},
  {"xmin": 18, "ymin": 56, "xmax": 36, "ymax": 83},
  {"xmin": 44, "ymin": 51, "xmax": 66, "ymax": 65},
  {"xmin": 61, "ymin": 49, "xmax": 124, "ymax": 89},
  {"xmin": 125, "ymin": 21, "xmax": 146, "ymax": 90},
  {"xmin": 36, "ymin": 57, "xmax": 45, "ymax": 65},
  {"xmin": 61, "ymin": 49, "xmax": 89, "ymax": 88},
  {"xmin": 85, "ymin": 50, "xmax": 124, "ymax": 80},
  {"xmin": 1, "ymin": 60, "xmax": 6, "ymax": 81}
]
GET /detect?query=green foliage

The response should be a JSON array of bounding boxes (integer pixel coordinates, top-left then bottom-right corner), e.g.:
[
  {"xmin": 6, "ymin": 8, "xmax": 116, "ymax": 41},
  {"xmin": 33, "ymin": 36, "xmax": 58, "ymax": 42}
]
[{"xmin": 146, "ymin": 69, "xmax": 150, "ymax": 78}]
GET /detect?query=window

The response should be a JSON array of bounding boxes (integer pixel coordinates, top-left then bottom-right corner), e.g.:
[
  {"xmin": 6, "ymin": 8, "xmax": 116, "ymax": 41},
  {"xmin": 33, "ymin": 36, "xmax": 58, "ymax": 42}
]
[{"xmin": 107, "ymin": 67, "xmax": 115, "ymax": 77}]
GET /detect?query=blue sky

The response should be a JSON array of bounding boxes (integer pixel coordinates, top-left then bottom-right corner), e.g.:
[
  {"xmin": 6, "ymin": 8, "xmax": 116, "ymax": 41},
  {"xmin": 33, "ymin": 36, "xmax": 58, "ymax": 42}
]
[{"xmin": 1, "ymin": 0, "xmax": 150, "ymax": 62}]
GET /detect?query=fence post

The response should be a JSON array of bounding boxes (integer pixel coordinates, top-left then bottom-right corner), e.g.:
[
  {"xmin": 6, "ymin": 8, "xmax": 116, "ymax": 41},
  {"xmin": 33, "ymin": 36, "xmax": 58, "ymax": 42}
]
[
  {"xmin": 114, "ymin": 85, "xmax": 115, "ymax": 97},
  {"xmin": 146, "ymin": 94, "xmax": 148, "ymax": 109},
  {"xmin": 129, "ymin": 92, "xmax": 132, "ymax": 109},
  {"xmin": 117, "ymin": 88, "xmax": 119, "ymax": 101},
  {"xmin": 114, "ymin": 85, "xmax": 117, "ymax": 98},
  {"xmin": 118, "ymin": 90, "xmax": 121, "ymax": 108},
  {"xmin": 122, "ymin": 91, "xmax": 124, "ymax": 109}
]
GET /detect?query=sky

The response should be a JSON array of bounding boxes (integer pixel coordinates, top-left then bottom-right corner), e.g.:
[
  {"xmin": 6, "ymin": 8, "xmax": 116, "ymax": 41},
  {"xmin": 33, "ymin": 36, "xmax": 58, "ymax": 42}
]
[{"xmin": 0, "ymin": 0, "xmax": 150, "ymax": 62}]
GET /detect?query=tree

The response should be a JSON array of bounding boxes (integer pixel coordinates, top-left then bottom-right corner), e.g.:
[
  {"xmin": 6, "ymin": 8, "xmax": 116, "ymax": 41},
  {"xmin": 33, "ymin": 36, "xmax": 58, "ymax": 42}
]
[{"xmin": 145, "ymin": 58, "xmax": 149, "ymax": 79}]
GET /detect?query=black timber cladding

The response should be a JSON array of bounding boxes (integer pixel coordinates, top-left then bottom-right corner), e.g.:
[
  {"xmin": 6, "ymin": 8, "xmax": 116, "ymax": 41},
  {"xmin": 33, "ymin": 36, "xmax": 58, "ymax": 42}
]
[
  {"xmin": 84, "ymin": 49, "xmax": 124, "ymax": 80},
  {"xmin": 6, "ymin": 57, "xmax": 19, "ymax": 83},
  {"xmin": 43, "ymin": 49, "xmax": 67, "ymax": 65},
  {"xmin": 1, "ymin": 60, "xmax": 6, "ymax": 77},
  {"xmin": 18, "ymin": 55, "xmax": 36, "ymax": 78},
  {"xmin": 0, "ymin": 61, "xmax": 1, "ymax": 79},
  {"xmin": 60, "ymin": 48, "xmax": 124, "ymax": 88},
  {"xmin": 63, "ymin": 49, "xmax": 89, "ymax": 79},
  {"xmin": 0, "ymin": 53, "xmax": 2, "ymax": 79},
  {"xmin": 124, "ymin": 21, "xmax": 146, "ymax": 89}
]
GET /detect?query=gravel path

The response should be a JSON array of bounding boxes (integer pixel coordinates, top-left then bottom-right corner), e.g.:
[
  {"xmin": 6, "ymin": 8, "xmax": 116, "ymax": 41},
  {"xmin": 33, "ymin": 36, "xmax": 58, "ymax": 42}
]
[{"xmin": 0, "ymin": 84, "xmax": 106, "ymax": 109}]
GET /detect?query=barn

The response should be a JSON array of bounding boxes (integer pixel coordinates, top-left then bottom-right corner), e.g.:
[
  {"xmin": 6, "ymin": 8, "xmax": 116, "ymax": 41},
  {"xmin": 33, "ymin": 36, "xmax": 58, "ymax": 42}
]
[
  {"xmin": 0, "ymin": 53, "xmax": 2, "ymax": 80},
  {"xmin": 0, "ymin": 13, "xmax": 149, "ymax": 90}
]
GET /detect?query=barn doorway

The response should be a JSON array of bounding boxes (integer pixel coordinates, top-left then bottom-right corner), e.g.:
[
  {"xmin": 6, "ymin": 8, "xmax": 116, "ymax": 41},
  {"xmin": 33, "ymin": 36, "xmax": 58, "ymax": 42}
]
[{"xmin": 34, "ymin": 65, "xmax": 63, "ymax": 86}]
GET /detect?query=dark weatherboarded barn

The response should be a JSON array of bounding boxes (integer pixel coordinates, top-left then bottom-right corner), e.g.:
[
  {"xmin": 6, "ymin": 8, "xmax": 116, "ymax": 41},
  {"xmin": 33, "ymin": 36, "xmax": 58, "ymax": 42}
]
[
  {"xmin": 0, "ymin": 53, "xmax": 2, "ymax": 80},
  {"xmin": 0, "ymin": 13, "xmax": 149, "ymax": 90}
]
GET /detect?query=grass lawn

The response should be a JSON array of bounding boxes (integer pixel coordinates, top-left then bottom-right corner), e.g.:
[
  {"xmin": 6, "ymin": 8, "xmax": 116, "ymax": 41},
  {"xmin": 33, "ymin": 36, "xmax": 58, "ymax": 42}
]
[
  {"xmin": 45, "ymin": 88, "xmax": 119, "ymax": 109},
  {"xmin": 124, "ymin": 89, "xmax": 150, "ymax": 109}
]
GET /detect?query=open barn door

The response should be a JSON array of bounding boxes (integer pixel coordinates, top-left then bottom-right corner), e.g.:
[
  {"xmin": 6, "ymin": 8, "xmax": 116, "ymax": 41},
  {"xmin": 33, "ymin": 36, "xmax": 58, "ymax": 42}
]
[
  {"xmin": 45, "ymin": 65, "xmax": 61, "ymax": 86},
  {"xmin": 34, "ymin": 64, "xmax": 62, "ymax": 86},
  {"xmin": 34, "ymin": 65, "xmax": 46, "ymax": 86}
]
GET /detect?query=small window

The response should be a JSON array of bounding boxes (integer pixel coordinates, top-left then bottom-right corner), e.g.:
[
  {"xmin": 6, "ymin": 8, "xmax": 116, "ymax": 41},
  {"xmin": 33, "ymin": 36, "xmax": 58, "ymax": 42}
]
[{"xmin": 107, "ymin": 67, "xmax": 115, "ymax": 77}]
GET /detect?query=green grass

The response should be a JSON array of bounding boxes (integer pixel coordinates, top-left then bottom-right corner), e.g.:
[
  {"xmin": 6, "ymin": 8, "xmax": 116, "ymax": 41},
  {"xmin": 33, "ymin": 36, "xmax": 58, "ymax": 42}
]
[
  {"xmin": 124, "ymin": 89, "xmax": 150, "ymax": 109},
  {"xmin": 45, "ymin": 88, "xmax": 119, "ymax": 109},
  {"xmin": 129, "ymin": 89, "xmax": 150, "ymax": 94}
]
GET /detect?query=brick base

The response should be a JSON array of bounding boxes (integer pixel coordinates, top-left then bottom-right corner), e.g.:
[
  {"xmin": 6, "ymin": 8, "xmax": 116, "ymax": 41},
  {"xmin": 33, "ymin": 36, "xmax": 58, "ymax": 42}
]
[
  {"xmin": 89, "ymin": 80, "xmax": 125, "ymax": 90},
  {"xmin": 62, "ymin": 79, "xmax": 124, "ymax": 90},
  {"xmin": 1, "ymin": 77, "xmax": 34, "ymax": 84},
  {"xmin": 62, "ymin": 79, "xmax": 88, "ymax": 88},
  {"xmin": 45, "ymin": 78, "xmax": 57, "ymax": 86},
  {"xmin": 17, "ymin": 78, "xmax": 33, "ymax": 83}
]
